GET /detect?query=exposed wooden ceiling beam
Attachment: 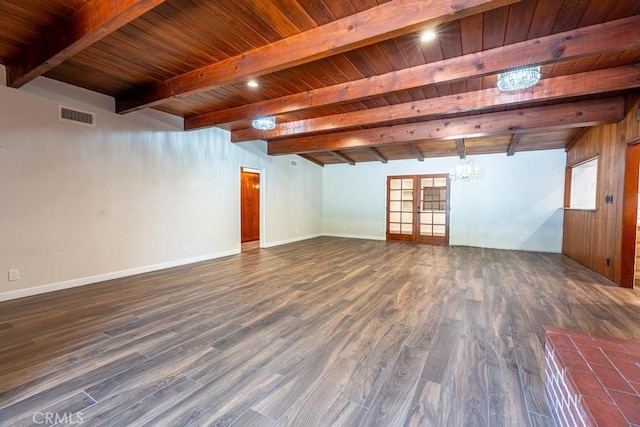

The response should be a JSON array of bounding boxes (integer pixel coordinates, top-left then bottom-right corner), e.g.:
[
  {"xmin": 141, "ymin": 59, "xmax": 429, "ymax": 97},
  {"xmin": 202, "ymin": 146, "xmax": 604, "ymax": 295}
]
[
  {"xmin": 185, "ymin": 15, "xmax": 640, "ymax": 131},
  {"xmin": 233, "ymin": 65, "xmax": 640, "ymax": 142},
  {"xmin": 116, "ymin": 0, "xmax": 519, "ymax": 114},
  {"xmin": 507, "ymin": 134, "xmax": 523, "ymax": 156},
  {"xmin": 456, "ymin": 139, "xmax": 466, "ymax": 159},
  {"xmin": 565, "ymin": 127, "xmax": 591, "ymax": 152},
  {"xmin": 369, "ymin": 147, "xmax": 388, "ymax": 164},
  {"xmin": 408, "ymin": 143, "xmax": 425, "ymax": 162},
  {"xmin": 6, "ymin": 0, "xmax": 165, "ymax": 88},
  {"xmin": 298, "ymin": 154, "xmax": 324, "ymax": 167},
  {"xmin": 267, "ymin": 97, "xmax": 625, "ymax": 155},
  {"xmin": 331, "ymin": 151, "xmax": 356, "ymax": 166}
]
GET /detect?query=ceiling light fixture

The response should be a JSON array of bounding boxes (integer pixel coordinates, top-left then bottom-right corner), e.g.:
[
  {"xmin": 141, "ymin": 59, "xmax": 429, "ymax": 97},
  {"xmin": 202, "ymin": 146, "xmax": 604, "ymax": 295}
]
[
  {"xmin": 420, "ymin": 29, "xmax": 437, "ymax": 43},
  {"xmin": 449, "ymin": 158, "xmax": 481, "ymax": 183},
  {"xmin": 497, "ymin": 65, "xmax": 541, "ymax": 92},
  {"xmin": 251, "ymin": 116, "xmax": 276, "ymax": 130},
  {"xmin": 247, "ymin": 80, "xmax": 259, "ymax": 88}
]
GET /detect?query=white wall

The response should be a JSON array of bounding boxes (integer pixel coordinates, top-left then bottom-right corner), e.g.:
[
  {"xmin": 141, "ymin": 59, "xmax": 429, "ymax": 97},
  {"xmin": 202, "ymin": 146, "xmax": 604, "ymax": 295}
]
[
  {"xmin": 0, "ymin": 66, "xmax": 567, "ymax": 301},
  {"xmin": 0, "ymin": 73, "xmax": 322, "ymax": 300},
  {"xmin": 323, "ymin": 151, "xmax": 565, "ymax": 252}
]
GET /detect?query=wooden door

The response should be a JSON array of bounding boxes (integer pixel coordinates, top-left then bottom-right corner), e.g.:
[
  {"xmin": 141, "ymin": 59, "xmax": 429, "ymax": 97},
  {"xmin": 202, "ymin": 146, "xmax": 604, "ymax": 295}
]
[
  {"xmin": 386, "ymin": 174, "xmax": 450, "ymax": 245},
  {"xmin": 241, "ymin": 169, "xmax": 260, "ymax": 243}
]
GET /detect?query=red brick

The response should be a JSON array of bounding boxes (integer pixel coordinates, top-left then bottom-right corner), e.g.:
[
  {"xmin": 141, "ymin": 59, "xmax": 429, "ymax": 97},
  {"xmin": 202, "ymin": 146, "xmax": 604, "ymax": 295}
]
[
  {"xmin": 561, "ymin": 377, "xmax": 574, "ymax": 404},
  {"xmin": 623, "ymin": 342, "xmax": 640, "ymax": 356},
  {"xmin": 561, "ymin": 407, "xmax": 575, "ymax": 426},
  {"xmin": 556, "ymin": 347, "xmax": 590, "ymax": 372},
  {"xmin": 608, "ymin": 389, "xmax": 640, "ymax": 425},
  {"xmin": 576, "ymin": 397, "xmax": 594, "ymax": 426},
  {"xmin": 545, "ymin": 328, "xmax": 640, "ymax": 427},
  {"xmin": 610, "ymin": 359, "xmax": 640, "ymax": 383},
  {"xmin": 548, "ymin": 332, "xmax": 578, "ymax": 351},
  {"xmin": 568, "ymin": 400, "xmax": 586, "ymax": 427},
  {"xmin": 581, "ymin": 396, "xmax": 628, "ymax": 426},
  {"xmin": 544, "ymin": 325, "xmax": 573, "ymax": 336},
  {"xmin": 590, "ymin": 363, "xmax": 636, "ymax": 394},
  {"xmin": 551, "ymin": 380, "xmax": 563, "ymax": 405},
  {"xmin": 589, "ymin": 333, "xmax": 639, "ymax": 348},
  {"xmin": 577, "ymin": 344, "xmax": 612, "ymax": 366},
  {"xmin": 571, "ymin": 336, "xmax": 627, "ymax": 354},
  {"xmin": 604, "ymin": 348, "xmax": 640, "ymax": 364},
  {"xmin": 550, "ymin": 350, "xmax": 564, "ymax": 373},
  {"xmin": 567, "ymin": 370, "xmax": 610, "ymax": 401}
]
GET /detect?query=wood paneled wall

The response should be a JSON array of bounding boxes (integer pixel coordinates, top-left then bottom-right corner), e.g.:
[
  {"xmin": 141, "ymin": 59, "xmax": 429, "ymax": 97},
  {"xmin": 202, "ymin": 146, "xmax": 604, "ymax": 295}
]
[{"xmin": 563, "ymin": 93, "xmax": 640, "ymax": 286}]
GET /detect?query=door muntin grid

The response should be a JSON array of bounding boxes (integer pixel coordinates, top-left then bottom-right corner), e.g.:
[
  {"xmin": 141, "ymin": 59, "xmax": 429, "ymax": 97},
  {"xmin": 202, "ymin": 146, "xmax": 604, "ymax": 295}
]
[
  {"xmin": 420, "ymin": 177, "xmax": 447, "ymax": 237},
  {"xmin": 388, "ymin": 178, "xmax": 414, "ymax": 235}
]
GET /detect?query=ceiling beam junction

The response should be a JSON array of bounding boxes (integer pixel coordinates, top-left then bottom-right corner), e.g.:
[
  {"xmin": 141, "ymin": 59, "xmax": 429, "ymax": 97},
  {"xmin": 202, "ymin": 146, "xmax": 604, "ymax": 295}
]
[
  {"xmin": 564, "ymin": 127, "xmax": 591, "ymax": 152},
  {"xmin": 331, "ymin": 151, "xmax": 356, "ymax": 165},
  {"xmin": 369, "ymin": 147, "xmax": 388, "ymax": 163},
  {"xmin": 408, "ymin": 143, "xmax": 425, "ymax": 162},
  {"xmin": 298, "ymin": 154, "xmax": 324, "ymax": 167},
  {"xmin": 456, "ymin": 139, "xmax": 466, "ymax": 159},
  {"xmin": 507, "ymin": 134, "xmax": 523, "ymax": 156}
]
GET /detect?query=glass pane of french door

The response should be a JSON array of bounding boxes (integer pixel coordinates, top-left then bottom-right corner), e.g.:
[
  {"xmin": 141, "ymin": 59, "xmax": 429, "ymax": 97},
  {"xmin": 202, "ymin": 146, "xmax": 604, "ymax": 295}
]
[
  {"xmin": 387, "ymin": 176, "xmax": 415, "ymax": 241},
  {"xmin": 418, "ymin": 175, "xmax": 450, "ymax": 244}
]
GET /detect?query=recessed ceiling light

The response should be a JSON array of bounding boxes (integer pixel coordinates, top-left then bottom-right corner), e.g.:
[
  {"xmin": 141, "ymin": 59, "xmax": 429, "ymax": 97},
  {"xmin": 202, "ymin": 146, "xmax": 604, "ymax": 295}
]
[
  {"xmin": 420, "ymin": 29, "xmax": 437, "ymax": 43},
  {"xmin": 247, "ymin": 80, "xmax": 259, "ymax": 88}
]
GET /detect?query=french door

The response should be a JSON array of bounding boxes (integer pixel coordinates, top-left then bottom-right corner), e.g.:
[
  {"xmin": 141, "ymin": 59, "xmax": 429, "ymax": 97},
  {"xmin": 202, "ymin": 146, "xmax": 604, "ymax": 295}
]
[{"xmin": 386, "ymin": 174, "xmax": 450, "ymax": 245}]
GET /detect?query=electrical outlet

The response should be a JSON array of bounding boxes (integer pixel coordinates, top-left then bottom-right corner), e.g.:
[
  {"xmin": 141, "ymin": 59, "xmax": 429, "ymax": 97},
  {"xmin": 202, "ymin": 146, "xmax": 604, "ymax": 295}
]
[
  {"xmin": 184, "ymin": 245, "xmax": 190, "ymax": 254},
  {"xmin": 8, "ymin": 269, "xmax": 19, "ymax": 281}
]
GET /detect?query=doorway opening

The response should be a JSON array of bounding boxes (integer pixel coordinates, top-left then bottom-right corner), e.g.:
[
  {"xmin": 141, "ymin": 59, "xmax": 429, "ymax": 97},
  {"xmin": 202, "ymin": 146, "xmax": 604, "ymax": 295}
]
[
  {"xmin": 241, "ymin": 167, "xmax": 261, "ymax": 251},
  {"xmin": 386, "ymin": 174, "xmax": 450, "ymax": 245}
]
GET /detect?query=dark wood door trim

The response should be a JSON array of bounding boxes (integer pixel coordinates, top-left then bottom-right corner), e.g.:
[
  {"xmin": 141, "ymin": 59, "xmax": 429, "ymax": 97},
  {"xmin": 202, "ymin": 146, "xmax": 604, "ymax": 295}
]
[
  {"xmin": 620, "ymin": 143, "xmax": 639, "ymax": 288},
  {"xmin": 241, "ymin": 169, "xmax": 260, "ymax": 243}
]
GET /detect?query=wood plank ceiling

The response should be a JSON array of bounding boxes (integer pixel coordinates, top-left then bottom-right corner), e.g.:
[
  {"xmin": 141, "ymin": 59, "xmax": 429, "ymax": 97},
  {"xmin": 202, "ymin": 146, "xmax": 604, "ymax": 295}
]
[{"xmin": 2, "ymin": 0, "xmax": 639, "ymax": 165}]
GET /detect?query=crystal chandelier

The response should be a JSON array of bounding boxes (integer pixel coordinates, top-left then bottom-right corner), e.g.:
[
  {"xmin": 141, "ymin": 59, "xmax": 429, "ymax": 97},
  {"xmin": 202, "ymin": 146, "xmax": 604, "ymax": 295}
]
[
  {"xmin": 449, "ymin": 158, "xmax": 481, "ymax": 183},
  {"xmin": 497, "ymin": 65, "xmax": 541, "ymax": 92},
  {"xmin": 251, "ymin": 116, "xmax": 276, "ymax": 130}
]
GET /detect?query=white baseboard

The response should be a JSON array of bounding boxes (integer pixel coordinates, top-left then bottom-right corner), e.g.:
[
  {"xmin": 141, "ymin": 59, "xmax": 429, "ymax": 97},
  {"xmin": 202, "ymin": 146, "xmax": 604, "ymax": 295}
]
[
  {"xmin": 261, "ymin": 233, "xmax": 323, "ymax": 248},
  {"xmin": 322, "ymin": 233, "xmax": 386, "ymax": 241},
  {"xmin": 0, "ymin": 249, "xmax": 240, "ymax": 302}
]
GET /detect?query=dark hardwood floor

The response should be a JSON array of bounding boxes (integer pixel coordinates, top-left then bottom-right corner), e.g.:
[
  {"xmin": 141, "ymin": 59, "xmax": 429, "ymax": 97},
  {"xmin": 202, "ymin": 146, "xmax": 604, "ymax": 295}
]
[{"xmin": 1, "ymin": 237, "xmax": 639, "ymax": 426}]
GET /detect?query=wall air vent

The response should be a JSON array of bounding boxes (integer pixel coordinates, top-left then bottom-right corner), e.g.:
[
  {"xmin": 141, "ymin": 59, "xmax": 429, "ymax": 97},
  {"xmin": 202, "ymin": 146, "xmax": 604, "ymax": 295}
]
[
  {"xmin": 58, "ymin": 105, "xmax": 96, "ymax": 127},
  {"xmin": 290, "ymin": 159, "xmax": 299, "ymax": 168}
]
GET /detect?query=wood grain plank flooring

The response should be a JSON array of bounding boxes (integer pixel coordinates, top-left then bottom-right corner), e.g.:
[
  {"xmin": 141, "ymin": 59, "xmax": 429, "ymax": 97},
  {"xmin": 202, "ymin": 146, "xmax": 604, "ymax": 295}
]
[{"xmin": 1, "ymin": 237, "xmax": 639, "ymax": 426}]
